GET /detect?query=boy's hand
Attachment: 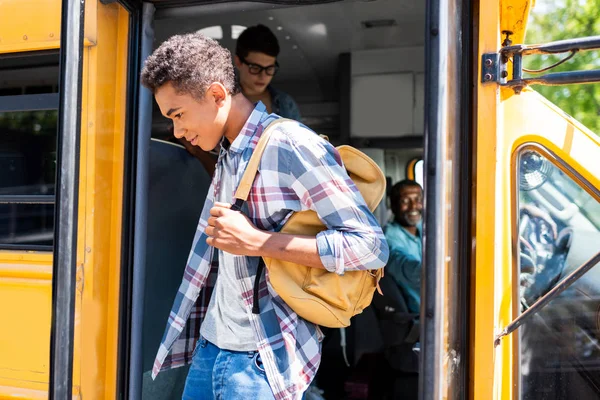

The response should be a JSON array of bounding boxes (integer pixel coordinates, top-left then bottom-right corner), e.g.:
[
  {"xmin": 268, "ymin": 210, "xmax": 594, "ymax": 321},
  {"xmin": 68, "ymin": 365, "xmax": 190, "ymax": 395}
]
[{"xmin": 205, "ymin": 202, "xmax": 266, "ymax": 256}]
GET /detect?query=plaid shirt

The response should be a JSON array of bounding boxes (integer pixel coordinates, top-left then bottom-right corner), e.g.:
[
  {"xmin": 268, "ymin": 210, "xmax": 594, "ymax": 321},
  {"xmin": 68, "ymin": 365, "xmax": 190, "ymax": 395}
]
[{"xmin": 151, "ymin": 102, "xmax": 389, "ymax": 400}]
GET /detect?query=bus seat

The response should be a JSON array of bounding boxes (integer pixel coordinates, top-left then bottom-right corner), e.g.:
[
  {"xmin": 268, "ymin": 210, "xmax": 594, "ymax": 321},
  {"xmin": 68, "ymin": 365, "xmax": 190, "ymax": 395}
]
[
  {"xmin": 351, "ymin": 305, "xmax": 384, "ymax": 366},
  {"xmin": 371, "ymin": 269, "xmax": 420, "ymax": 373},
  {"xmin": 141, "ymin": 139, "xmax": 211, "ymax": 399}
]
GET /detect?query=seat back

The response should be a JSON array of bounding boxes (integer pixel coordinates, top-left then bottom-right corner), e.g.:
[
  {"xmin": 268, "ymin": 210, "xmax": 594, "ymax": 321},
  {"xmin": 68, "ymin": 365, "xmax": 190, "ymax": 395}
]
[
  {"xmin": 141, "ymin": 139, "xmax": 211, "ymax": 399},
  {"xmin": 371, "ymin": 269, "xmax": 420, "ymax": 372}
]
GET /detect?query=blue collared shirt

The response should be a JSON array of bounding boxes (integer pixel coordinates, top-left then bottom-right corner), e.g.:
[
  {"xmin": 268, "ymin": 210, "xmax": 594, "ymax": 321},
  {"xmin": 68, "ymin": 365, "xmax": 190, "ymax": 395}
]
[
  {"xmin": 269, "ymin": 86, "xmax": 301, "ymax": 121},
  {"xmin": 383, "ymin": 221, "xmax": 422, "ymax": 314}
]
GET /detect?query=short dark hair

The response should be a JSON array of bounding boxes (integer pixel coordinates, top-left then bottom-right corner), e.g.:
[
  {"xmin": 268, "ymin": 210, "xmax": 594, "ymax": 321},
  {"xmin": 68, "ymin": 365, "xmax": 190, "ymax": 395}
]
[
  {"xmin": 141, "ymin": 32, "xmax": 240, "ymax": 99},
  {"xmin": 235, "ymin": 25, "xmax": 280, "ymax": 59},
  {"xmin": 390, "ymin": 179, "xmax": 422, "ymax": 211}
]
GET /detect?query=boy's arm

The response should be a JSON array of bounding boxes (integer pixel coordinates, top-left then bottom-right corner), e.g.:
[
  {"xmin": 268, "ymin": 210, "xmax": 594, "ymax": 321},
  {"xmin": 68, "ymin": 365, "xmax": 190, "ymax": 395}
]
[
  {"xmin": 205, "ymin": 203, "xmax": 325, "ymax": 269},
  {"xmin": 282, "ymin": 130, "xmax": 389, "ymax": 274},
  {"xmin": 205, "ymin": 126, "xmax": 389, "ymax": 273}
]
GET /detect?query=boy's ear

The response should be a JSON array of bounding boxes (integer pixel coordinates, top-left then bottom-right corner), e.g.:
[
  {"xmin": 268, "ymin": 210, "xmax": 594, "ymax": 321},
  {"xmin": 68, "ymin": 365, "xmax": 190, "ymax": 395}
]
[
  {"xmin": 207, "ymin": 82, "xmax": 227, "ymax": 107},
  {"xmin": 233, "ymin": 55, "xmax": 242, "ymax": 68}
]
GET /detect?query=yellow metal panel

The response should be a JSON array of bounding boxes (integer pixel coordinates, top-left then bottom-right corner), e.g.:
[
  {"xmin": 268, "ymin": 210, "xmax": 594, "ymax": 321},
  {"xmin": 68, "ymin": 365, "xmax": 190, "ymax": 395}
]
[
  {"xmin": 0, "ymin": 0, "xmax": 61, "ymax": 53},
  {"xmin": 472, "ymin": 0, "xmax": 504, "ymax": 399},
  {"xmin": 493, "ymin": 89, "xmax": 600, "ymax": 400},
  {"xmin": 85, "ymin": 0, "xmax": 99, "ymax": 45},
  {"xmin": 0, "ymin": 380, "xmax": 81, "ymax": 400},
  {"xmin": 0, "ymin": 381, "xmax": 48, "ymax": 400},
  {"xmin": 75, "ymin": 2, "xmax": 129, "ymax": 398},
  {"xmin": 506, "ymin": 90, "xmax": 600, "ymax": 190},
  {"xmin": 406, "ymin": 158, "xmax": 418, "ymax": 180},
  {"xmin": 500, "ymin": 0, "xmax": 534, "ymax": 45},
  {"xmin": 103, "ymin": 9, "xmax": 130, "ymax": 397},
  {"xmin": 472, "ymin": 2, "xmax": 553, "ymax": 399},
  {"xmin": 0, "ymin": 253, "xmax": 52, "ymax": 386},
  {"xmin": 0, "ymin": 0, "xmax": 97, "ymax": 54}
]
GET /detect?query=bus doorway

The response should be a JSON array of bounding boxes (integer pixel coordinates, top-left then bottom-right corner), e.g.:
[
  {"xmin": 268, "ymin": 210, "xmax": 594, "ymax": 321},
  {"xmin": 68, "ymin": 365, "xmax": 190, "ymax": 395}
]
[{"xmin": 133, "ymin": 1, "xmax": 428, "ymax": 399}]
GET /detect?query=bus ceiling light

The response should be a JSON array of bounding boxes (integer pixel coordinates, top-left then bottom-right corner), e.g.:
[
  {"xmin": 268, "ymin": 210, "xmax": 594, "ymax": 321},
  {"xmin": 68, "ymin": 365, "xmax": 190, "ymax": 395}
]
[{"xmin": 519, "ymin": 150, "xmax": 553, "ymax": 191}]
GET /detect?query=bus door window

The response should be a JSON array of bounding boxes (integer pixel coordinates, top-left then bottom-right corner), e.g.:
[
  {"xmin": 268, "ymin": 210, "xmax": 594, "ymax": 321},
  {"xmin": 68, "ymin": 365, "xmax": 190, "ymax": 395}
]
[{"xmin": 515, "ymin": 148, "xmax": 600, "ymax": 400}]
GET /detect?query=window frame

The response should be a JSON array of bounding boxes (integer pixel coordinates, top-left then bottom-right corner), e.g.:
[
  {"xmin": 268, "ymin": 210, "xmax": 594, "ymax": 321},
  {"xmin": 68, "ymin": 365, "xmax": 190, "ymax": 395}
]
[
  {"xmin": 0, "ymin": 93, "xmax": 59, "ymax": 251},
  {"xmin": 511, "ymin": 142, "xmax": 600, "ymax": 399}
]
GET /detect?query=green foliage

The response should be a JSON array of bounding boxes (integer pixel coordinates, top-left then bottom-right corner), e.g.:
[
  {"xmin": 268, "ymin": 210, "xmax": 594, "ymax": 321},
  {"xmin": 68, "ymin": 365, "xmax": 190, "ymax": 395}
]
[
  {"xmin": 524, "ymin": 0, "xmax": 600, "ymax": 135},
  {"xmin": 0, "ymin": 110, "xmax": 57, "ymax": 136}
]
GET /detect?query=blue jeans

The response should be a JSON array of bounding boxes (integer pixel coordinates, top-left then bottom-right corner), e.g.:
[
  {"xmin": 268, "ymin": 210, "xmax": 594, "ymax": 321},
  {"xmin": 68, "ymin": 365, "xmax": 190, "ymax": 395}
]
[{"xmin": 182, "ymin": 337, "xmax": 276, "ymax": 400}]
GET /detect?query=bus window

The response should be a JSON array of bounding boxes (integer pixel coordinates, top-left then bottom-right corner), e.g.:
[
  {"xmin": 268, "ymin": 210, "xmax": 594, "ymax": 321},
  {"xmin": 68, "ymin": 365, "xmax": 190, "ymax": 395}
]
[
  {"xmin": 0, "ymin": 53, "xmax": 59, "ymax": 250},
  {"xmin": 515, "ymin": 148, "xmax": 600, "ymax": 399},
  {"xmin": 414, "ymin": 159, "xmax": 424, "ymax": 187},
  {"xmin": 407, "ymin": 158, "xmax": 424, "ymax": 187}
]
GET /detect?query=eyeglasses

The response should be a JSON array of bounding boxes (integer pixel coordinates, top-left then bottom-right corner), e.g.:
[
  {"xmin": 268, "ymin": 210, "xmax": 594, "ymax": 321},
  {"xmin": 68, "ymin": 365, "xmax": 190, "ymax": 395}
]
[{"xmin": 240, "ymin": 57, "xmax": 279, "ymax": 76}]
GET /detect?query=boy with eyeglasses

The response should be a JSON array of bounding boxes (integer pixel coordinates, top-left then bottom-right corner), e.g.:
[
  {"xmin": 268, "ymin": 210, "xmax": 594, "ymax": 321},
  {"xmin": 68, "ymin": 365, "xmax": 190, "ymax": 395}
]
[
  {"xmin": 170, "ymin": 25, "xmax": 301, "ymax": 176},
  {"xmin": 235, "ymin": 24, "xmax": 301, "ymax": 120}
]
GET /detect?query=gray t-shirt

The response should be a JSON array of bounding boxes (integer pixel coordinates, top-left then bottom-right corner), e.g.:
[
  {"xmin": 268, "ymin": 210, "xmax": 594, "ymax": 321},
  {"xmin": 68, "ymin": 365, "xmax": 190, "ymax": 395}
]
[{"xmin": 200, "ymin": 150, "xmax": 257, "ymax": 351}]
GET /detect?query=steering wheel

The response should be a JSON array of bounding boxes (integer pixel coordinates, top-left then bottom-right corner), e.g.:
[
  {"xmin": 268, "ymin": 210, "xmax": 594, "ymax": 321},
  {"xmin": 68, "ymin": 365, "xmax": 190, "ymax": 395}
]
[{"xmin": 519, "ymin": 206, "xmax": 572, "ymax": 305}]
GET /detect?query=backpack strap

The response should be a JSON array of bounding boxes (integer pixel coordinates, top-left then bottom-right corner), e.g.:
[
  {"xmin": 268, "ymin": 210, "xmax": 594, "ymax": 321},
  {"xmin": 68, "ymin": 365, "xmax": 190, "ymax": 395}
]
[
  {"xmin": 230, "ymin": 118, "xmax": 292, "ymax": 313},
  {"xmin": 232, "ymin": 118, "xmax": 292, "ymax": 209}
]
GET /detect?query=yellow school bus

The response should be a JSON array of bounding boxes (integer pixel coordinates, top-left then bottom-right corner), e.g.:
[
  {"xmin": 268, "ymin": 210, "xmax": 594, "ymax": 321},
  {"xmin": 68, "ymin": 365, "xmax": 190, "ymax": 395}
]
[{"xmin": 0, "ymin": 0, "xmax": 599, "ymax": 399}]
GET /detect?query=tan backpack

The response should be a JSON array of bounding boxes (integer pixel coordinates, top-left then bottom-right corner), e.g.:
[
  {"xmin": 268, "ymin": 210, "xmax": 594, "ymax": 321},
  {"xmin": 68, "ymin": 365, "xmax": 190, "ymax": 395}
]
[{"xmin": 234, "ymin": 119, "xmax": 386, "ymax": 328}]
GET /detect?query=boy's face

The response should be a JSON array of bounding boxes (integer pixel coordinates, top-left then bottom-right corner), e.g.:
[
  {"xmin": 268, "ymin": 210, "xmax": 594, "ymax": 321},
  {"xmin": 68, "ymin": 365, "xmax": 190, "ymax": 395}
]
[
  {"xmin": 155, "ymin": 82, "xmax": 229, "ymax": 151},
  {"xmin": 234, "ymin": 51, "xmax": 277, "ymax": 97}
]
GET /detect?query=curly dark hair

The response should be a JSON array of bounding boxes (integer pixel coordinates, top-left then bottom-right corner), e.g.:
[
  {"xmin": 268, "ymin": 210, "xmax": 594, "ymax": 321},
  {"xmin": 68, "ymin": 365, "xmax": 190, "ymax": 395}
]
[
  {"xmin": 141, "ymin": 32, "xmax": 240, "ymax": 98},
  {"xmin": 235, "ymin": 25, "xmax": 280, "ymax": 59}
]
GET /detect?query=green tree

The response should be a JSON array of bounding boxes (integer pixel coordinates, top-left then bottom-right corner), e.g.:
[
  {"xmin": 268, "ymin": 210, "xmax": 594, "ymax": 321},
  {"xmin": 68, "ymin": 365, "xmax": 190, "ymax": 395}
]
[{"xmin": 525, "ymin": 0, "xmax": 600, "ymax": 135}]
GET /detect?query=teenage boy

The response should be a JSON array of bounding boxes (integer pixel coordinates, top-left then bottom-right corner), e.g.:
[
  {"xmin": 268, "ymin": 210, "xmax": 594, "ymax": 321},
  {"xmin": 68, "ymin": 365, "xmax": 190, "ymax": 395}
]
[
  {"xmin": 235, "ymin": 24, "xmax": 301, "ymax": 120},
  {"xmin": 141, "ymin": 33, "xmax": 388, "ymax": 400}
]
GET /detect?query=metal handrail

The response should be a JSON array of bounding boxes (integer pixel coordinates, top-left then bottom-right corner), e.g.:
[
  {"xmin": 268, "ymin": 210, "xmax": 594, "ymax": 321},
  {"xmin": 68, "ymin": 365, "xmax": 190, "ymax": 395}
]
[{"xmin": 502, "ymin": 35, "xmax": 600, "ymax": 56}]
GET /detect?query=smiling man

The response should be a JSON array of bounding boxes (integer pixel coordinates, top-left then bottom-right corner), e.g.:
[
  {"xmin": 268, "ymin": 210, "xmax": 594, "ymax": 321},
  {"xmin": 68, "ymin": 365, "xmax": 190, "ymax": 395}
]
[
  {"xmin": 384, "ymin": 180, "xmax": 424, "ymax": 314},
  {"xmin": 140, "ymin": 33, "xmax": 387, "ymax": 400},
  {"xmin": 234, "ymin": 24, "xmax": 301, "ymax": 120}
]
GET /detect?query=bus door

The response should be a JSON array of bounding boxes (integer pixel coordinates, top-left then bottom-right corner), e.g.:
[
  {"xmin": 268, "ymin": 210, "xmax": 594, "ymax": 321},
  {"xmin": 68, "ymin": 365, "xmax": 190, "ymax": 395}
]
[
  {"xmin": 472, "ymin": 1, "xmax": 600, "ymax": 399},
  {"xmin": 0, "ymin": 0, "xmax": 138, "ymax": 398},
  {"xmin": 420, "ymin": 0, "xmax": 473, "ymax": 398}
]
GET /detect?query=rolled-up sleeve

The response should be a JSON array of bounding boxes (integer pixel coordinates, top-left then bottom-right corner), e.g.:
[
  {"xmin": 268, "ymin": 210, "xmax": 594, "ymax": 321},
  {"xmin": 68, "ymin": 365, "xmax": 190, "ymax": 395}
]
[{"xmin": 282, "ymin": 129, "xmax": 389, "ymax": 274}]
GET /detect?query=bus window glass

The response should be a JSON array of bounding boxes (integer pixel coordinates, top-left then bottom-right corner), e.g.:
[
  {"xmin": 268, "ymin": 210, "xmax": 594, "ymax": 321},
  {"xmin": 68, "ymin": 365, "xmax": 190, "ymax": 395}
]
[
  {"xmin": 0, "ymin": 110, "xmax": 57, "ymax": 194},
  {"xmin": 0, "ymin": 204, "xmax": 54, "ymax": 247},
  {"xmin": 0, "ymin": 108, "xmax": 57, "ymax": 248},
  {"xmin": 0, "ymin": 51, "xmax": 58, "ymax": 249},
  {"xmin": 516, "ymin": 148, "xmax": 600, "ymax": 399},
  {"xmin": 414, "ymin": 159, "xmax": 424, "ymax": 187}
]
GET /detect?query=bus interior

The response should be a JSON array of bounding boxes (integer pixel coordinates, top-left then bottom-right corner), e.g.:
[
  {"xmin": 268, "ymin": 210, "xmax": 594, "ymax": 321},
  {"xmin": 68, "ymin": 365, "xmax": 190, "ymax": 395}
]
[{"xmin": 143, "ymin": 0, "xmax": 425, "ymax": 399}]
